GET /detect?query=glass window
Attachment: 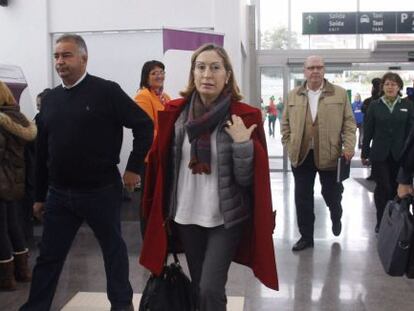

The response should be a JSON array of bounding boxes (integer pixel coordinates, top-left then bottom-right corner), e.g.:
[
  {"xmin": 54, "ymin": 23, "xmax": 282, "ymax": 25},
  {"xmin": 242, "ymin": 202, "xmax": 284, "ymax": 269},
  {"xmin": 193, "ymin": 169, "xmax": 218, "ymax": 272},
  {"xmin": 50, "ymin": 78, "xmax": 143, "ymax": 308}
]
[
  {"xmin": 259, "ymin": 0, "xmax": 414, "ymax": 50},
  {"xmin": 259, "ymin": 0, "xmax": 289, "ymax": 49},
  {"xmin": 260, "ymin": 67, "xmax": 284, "ymax": 165}
]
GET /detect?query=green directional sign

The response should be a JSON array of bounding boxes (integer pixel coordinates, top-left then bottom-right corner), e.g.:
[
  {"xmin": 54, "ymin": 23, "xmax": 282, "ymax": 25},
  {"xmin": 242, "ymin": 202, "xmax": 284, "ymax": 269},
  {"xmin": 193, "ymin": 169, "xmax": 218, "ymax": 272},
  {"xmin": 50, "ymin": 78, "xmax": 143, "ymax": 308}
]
[
  {"xmin": 303, "ymin": 12, "xmax": 356, "ymax": 34},
  {"xmin": 303, "ymin": 11, "xmax": 414, "ymax": 35}
]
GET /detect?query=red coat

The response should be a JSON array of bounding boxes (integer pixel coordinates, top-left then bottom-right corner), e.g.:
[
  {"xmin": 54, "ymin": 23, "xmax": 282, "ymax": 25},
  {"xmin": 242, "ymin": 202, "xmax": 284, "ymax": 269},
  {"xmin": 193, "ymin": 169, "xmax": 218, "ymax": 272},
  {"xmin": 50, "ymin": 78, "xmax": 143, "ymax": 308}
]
[{"xmin": 139, "ymin": 98, "xmax": 279, "ymax": 290}]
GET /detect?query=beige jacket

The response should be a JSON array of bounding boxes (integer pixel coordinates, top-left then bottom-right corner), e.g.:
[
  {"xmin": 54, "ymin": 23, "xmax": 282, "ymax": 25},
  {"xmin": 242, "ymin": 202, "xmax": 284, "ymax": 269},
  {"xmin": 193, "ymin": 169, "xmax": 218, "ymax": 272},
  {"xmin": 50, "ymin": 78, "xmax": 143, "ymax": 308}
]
[{"xmin": 281, "ymin": 80, "xmax": 356, "ymax": 169}]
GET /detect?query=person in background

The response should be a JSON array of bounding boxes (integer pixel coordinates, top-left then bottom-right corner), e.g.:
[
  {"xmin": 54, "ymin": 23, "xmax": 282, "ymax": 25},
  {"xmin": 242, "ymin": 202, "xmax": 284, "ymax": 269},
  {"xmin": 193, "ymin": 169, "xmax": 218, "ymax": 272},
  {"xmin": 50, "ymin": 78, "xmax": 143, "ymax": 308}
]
[
  {"xmin": 397, "ymin": 123, "xmax": 414, "ymax": 199},
  {"xmin": 276, "ymin": 96, "xmax": 284, "ymax": 123},
  {"xmin": 405, "ymin": 81, "xmax": 414, "ymax": 104},
  {"xmin": 281, "ymin": 55, "xmax": 356, "ymax": 251},
  {"xmin": 361, "ymin": 72, "xmax": 413, "ymax": 233},
  {"xmin": 36, "ymin": 89, "xmax": 51, "ymax": 114},
  {"xmin": 351, "ymin": 93, "xmax": 364, "ymax": 149},
  {"xmin": 260, "ymin": 98, "xmax": 266, "ymax": 123},
  {"xmin": 133, "ymin": 60, "xmax": 170, "ymax": 235},
  {"xmin": 134, "ymin": 60, "xmax": 170, "ymax": 145},
  {"xmin": 362, "ymin": 78, "xmax": 382, "ymax": 122},
  {"xmin": 20, "ymin": 34, "xmax": 153, "ymax": 311},
  {"xmin": 20, "ymin": 88, "xmax": 52, "ymax": 242},
  {"xmin": 0, "ymin": 81, "xmax": 37, "ymax": 291},
  {"xmin": 362, "ymin": 78, "xmax": 382, "ymax": 180},
  {"xmin": 267, "ymin": 95, "xmax": 277, "ymax": 137},
  {"xmin": 139, "ymin": 43, "xmax": 278, "ymax": 311}
]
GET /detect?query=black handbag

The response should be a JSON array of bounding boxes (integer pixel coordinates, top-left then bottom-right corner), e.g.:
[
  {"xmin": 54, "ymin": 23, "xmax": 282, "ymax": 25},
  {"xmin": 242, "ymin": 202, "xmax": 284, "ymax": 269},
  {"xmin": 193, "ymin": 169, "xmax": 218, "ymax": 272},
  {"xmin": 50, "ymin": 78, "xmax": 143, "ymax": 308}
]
[
  {"xmin": 139, "ymin": 253, "xmax": 195, "ymax": 311},
  {"xmin": 406, "ymin": 233, "xmax": 414, "ymax": 278},
  {"xmin": 377, "ymin": 197, "xmax": 414, "ymax": 276}
]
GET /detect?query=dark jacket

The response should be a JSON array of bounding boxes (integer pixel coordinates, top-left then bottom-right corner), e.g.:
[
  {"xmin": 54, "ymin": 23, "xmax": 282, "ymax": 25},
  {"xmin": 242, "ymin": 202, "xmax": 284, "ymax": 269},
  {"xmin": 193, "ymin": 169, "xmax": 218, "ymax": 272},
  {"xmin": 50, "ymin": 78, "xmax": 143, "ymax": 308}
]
[
  {"xmin": 362, "ymin": 97, "xmax": 414, "ymax": 161},
  {"xmin": 397, "ymin": 125, "xmax": 414, "ymax": 184},
  {"xmin": 139, "ymin": 98, "xmax": 278, "ymax": 290},
  {"xmin": 362, "ymin": 94, "xmax": 380, "ymax": 123},
  {"xmin": 0, "ymin": 105, "xmax": 37, "ymax": 200}
]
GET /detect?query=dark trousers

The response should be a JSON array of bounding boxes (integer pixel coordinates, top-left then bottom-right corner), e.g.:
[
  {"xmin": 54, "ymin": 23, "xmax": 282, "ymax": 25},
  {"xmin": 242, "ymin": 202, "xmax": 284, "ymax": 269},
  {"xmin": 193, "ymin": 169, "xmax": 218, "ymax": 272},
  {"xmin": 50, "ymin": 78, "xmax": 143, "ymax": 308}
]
[
  {"xmin": 357, "ymin": 124, "xmax": 363, "ymax": 149},
  {"xmin": 176, "ymin": 223, "xmax": 243, "ymax": 311},
  {"xmin": 20, "ymin": 181, "xmax": 132, "ymax": 311},
  {"xmin": 291, "ymin": 151, "xmax": 344, "ymax": 241},
  {"xmin": 372, "ymin": 156, "xmax": 399, "ymax": 227},
  {"xmin": 139, "ymin": 164, "xmax": 147, "ymax": 238},
  {"xmin": 268, "ymin": 116, "xmax": 276, "ymax": 137},
  {"xmin": 0, "ymin": 200, "xmax": 27, "ymax": 260}
]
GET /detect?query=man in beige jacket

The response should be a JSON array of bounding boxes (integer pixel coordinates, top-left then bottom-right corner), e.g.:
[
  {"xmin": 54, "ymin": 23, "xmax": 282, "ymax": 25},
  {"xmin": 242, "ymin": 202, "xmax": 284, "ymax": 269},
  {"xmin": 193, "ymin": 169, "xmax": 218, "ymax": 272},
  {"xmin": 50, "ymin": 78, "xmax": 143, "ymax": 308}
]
[{"xmin": 281, "ymin": 55, "xmax": 356, "ymax": 251}]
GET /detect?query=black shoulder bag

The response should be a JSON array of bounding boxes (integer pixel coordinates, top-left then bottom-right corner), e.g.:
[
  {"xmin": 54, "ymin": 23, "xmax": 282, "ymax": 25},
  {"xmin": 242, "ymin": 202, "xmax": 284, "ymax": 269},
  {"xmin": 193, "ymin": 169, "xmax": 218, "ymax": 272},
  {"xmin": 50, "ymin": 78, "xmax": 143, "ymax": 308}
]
[{"xmin": 139, "ymin": 252, "xmax": 195, "ymax": 311}]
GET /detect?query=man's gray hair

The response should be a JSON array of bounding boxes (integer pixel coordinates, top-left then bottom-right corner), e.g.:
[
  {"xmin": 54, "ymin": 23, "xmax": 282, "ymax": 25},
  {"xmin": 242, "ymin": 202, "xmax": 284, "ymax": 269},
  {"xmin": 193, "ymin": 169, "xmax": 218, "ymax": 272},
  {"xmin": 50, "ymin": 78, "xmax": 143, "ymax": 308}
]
[{"xmin": 56, "ymin": 34, "xmax": 88, "ymax": 55}]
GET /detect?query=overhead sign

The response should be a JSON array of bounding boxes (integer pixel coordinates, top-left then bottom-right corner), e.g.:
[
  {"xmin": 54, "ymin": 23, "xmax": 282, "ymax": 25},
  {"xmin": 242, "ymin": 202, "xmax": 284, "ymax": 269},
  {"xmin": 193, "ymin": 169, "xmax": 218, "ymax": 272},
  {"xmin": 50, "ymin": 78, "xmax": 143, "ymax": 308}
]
[
  {"xmin": 303, "ymin": 11, "xmax": 414, "ymax": 35},
  {"xmin": 303, "ymin": 12, "xmax": 356, "ymax": 35},
  {"xmin": 398, "ymin": 12, "xmax": 414, "ymax": 33},
  {"xmin": 358, "ymin": 12, "xmax": 395, "ymax": 34}
]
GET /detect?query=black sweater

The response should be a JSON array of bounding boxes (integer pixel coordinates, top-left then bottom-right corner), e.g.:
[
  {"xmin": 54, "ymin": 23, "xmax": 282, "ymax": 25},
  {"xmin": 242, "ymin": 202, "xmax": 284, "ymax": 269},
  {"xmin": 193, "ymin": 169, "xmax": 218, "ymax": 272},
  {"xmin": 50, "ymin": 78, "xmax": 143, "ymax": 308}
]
[{"xmin": 35, "ymin": 74, "xmax": 153, "ymax": 201}]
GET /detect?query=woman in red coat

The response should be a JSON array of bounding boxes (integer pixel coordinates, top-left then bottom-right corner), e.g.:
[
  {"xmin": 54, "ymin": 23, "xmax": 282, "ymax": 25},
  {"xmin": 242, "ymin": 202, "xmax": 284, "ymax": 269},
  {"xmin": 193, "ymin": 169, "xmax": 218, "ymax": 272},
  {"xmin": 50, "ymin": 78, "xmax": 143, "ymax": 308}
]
[{"xmin": 139, "ymin": 44, "xmax": 278, "ymax": 310}]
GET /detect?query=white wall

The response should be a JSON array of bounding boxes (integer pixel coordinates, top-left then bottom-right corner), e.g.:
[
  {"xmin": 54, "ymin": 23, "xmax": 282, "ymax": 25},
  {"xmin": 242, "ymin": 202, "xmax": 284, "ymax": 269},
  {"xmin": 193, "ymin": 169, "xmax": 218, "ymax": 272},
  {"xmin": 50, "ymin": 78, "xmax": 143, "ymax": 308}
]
[
  {"xmin": 1, "ymin": 0, "xmax": 249, "ymax": 101},
  {"xmin": 0, "ymin": 0, "xmax": 51, "ymax": 113},
  {"xmin": 0, "ymin": 0, "xmax": 251, "ymax": 172},
  {"xmin": 49, "ymin": 0, "xmax": 213, "ymax": 33},
  {"xmin": 51, "ymin": 31, "xmax": 164, "ymax": 97}
]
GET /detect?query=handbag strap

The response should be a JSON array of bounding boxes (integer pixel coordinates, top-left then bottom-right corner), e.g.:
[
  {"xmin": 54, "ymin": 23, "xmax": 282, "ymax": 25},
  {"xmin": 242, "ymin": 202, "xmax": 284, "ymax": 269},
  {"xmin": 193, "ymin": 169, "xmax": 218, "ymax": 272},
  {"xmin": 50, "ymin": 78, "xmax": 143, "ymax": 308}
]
[
  {"xmin": 164, "ymin": 251, "xmax": 180, "ymax": 266},
  {"xmin": 394, "ymin": 195, "xmax": 413, "ymax": 213},
  {"xmin": 164, "ymin": 219, "xmax": 180, "ymax": 265}
]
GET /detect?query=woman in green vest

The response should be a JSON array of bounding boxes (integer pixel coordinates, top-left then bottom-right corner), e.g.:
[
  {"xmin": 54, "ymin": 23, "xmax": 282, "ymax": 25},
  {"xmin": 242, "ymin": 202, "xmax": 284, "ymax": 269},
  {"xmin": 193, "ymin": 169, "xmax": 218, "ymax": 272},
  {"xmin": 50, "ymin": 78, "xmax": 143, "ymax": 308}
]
[{"xmin": 361, "ymin": 72, "xmax": 414, "ymax": 233}]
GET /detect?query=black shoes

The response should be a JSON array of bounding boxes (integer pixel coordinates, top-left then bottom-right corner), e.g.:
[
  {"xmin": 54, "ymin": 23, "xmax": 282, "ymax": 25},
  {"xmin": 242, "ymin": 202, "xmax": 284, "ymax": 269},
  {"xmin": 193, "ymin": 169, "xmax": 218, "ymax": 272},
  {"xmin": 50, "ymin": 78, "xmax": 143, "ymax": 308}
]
[
  {"xmin": 292, "ymin": 238, "xmax": 314, "ymax": 251},
  {"xmin": 110, "ymin": 304, "xmax": 134, "ymax": 311},
  {"xmin": 332, "ymin": 220, "xmax": 342, "ymax": 236}
]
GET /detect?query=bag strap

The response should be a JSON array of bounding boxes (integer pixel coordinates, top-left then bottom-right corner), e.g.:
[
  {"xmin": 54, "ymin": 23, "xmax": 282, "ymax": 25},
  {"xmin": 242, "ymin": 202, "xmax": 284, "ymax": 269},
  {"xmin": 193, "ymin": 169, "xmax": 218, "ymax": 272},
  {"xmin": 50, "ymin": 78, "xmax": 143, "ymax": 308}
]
[
  {"xmin": 164, "ymin": 219, "xmax": 180, "ymax": 265},
  {"xmin": 394, "ymin": 195, "xmax": 413, "ymax": 213}
]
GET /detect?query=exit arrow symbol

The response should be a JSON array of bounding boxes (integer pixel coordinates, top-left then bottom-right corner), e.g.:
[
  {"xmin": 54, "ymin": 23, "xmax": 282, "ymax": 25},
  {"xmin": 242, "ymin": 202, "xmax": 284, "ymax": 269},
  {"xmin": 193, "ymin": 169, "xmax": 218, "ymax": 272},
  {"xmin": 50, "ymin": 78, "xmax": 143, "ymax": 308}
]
[
  {"xmin": 306, "ymin": 15, "xmax": 314, "ymax": 24},
  {"xmin": 305, "ymin": 15, "xmax": 314, "ymax": 24}
]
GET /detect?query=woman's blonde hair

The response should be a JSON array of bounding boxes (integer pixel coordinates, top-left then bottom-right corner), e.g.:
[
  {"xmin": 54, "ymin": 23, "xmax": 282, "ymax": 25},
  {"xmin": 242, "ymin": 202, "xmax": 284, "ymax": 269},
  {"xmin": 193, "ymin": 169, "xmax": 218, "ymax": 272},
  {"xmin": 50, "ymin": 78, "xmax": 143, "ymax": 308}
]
[
  {"xmin": 180, "ymin": 43, "xmax": 243, "ymax": 101},
  {"xmin": 0, "ymin": 81, "xmax": 17, "ymax": 106}
]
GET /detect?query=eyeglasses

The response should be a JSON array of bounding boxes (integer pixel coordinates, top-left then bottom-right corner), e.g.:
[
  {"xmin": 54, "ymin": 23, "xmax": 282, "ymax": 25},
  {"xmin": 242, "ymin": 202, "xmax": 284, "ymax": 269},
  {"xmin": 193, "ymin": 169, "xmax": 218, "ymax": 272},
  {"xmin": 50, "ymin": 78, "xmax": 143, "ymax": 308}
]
[
  {"xmin": 194, "ymin": 62, "xmax": 225, "ymax": 74},
  {"xmin": 150, "ymin": 70, "xmax": 165, "ymax": 77},
  {"xmin": 305, "ymin": 65, "xmax": 324, "ymax": 71},
  {"xmin": 383, "ymin": 82, "xmax": 399, "ymax": 88}
]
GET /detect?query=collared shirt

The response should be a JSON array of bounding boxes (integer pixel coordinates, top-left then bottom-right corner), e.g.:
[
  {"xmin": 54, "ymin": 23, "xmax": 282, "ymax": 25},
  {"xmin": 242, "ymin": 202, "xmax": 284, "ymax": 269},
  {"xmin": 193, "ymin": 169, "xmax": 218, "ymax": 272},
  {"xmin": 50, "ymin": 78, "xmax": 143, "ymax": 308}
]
[
  {"xmin": 307, "ymin": 82, "xmax": 324, "ymax": 122},
  {"xmin": 61, "ymin": 71, "xmax": 87, "ymax": 89},
  {"xmin": 380, "ymin": 95, "xmax": 400, "ymax": 113}
]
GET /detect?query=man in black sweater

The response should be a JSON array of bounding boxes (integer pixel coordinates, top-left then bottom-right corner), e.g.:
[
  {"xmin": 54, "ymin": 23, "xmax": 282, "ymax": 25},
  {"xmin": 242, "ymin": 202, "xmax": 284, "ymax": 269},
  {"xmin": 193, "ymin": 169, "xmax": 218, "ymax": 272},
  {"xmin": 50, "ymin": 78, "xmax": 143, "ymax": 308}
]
[{"xmin": 20, "ymin": 34, "xmax": 153, "ymax": 311}]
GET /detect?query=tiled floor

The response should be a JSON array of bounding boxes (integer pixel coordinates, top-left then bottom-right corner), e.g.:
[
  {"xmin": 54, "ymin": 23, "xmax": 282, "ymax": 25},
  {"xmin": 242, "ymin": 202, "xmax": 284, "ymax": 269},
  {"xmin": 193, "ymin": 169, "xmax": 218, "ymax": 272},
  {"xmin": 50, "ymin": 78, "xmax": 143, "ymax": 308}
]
[
  {"xmin": 1, "ymin": 126, "xmax": 414, "ymax": 310},
  {"xmin": 2, "ymin": 170, "xmax": 414, "ymax": 311},
  {"xmin": 61, "ymin": 292, "xmax": 244, "ymax": 310}
]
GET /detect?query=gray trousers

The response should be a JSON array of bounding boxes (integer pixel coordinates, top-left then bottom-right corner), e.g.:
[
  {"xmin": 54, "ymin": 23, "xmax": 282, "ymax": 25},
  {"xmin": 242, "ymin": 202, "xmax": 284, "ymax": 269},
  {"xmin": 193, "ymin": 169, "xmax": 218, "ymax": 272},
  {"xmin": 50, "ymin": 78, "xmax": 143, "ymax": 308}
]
[{"xmin": 176, "ymin": 223, "xmax": 243, "ymax": 311}]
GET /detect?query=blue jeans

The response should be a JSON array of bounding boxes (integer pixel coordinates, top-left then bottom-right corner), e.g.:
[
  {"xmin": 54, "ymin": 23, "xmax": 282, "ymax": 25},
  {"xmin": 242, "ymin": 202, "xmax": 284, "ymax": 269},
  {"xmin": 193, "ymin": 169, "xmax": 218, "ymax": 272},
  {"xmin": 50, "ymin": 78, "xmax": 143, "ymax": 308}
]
[{"xmin": 20, "ymin": 181, "xmax": 132, "ymax": 310}]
